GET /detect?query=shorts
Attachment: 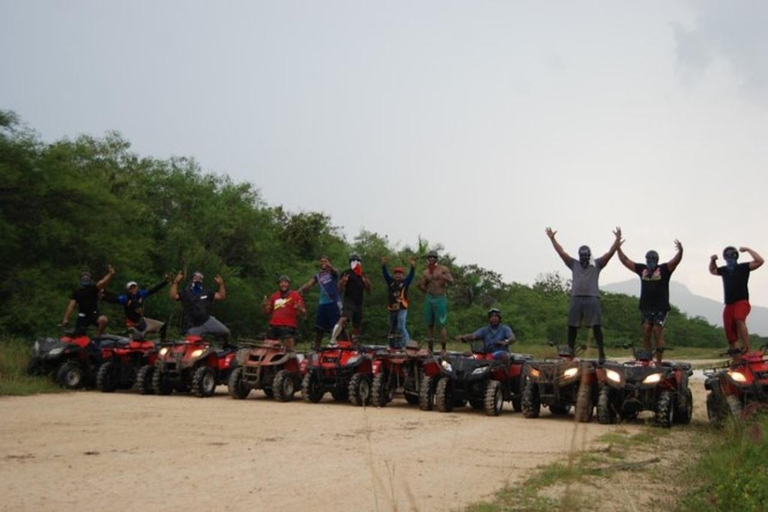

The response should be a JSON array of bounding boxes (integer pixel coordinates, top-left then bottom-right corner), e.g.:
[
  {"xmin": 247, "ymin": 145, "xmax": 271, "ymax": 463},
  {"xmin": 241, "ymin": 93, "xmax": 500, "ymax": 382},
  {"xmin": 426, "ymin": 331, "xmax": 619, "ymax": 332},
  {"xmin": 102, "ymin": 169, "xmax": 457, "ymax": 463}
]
[
  {"xmin": 341, "ymin": 299, "xmax": 363, "ymax": 327},
  {"xmin": 268, "ymin": 325, "xmax": 297, "ymax": 340},
  {"xmin": 315, "ymin": 303, "xmax": 341, "ymax": 333},
  {"xmin": 75, "ymin": 311, "xmax": 102, "ymax": 334},
  {"xmin": 424, "ymin": 294, "xmax": 448, "ymax": 328},
  {"xmin": 641, "ymin": 310, "xmax": 668, "ymax": 327},
  {"xmin": 723, "ymin": 300, "xmax": 751, "ymax": 343},
  {"xmin": 567, "ymin": 296, "xmax": 601, "ymax": 327}
]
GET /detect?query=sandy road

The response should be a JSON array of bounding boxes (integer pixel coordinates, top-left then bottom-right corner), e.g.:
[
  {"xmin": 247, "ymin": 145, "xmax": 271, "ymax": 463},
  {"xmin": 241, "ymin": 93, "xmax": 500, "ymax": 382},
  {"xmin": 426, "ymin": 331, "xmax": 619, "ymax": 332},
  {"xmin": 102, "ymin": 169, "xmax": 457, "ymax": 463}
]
[{"xmin": 0, "ymin": 384, "xmax": 635, "ymax": 512}]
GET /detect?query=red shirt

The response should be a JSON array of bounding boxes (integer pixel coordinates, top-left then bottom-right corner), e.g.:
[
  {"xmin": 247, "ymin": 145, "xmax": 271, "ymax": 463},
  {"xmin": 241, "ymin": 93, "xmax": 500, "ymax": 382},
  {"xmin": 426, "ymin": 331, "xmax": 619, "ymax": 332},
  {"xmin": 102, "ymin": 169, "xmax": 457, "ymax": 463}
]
[{"xmin": 268, "ymin": 291, "xmax": 304, "ymax": 328}]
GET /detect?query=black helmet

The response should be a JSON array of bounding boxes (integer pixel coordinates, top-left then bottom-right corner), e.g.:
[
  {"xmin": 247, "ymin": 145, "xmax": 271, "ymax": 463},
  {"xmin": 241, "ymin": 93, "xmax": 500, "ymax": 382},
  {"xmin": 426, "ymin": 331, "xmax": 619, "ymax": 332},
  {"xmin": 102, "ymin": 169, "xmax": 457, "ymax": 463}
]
[
  {"xmin": 426, "ymin": 250, "xmax": 439, "ymax": 259},
  {"xmin": 349, "ymin": 253, "xmax": 361, "ymax": 262},
  {"xmin": 487, "ymin": 308, "xmax": 502, "ymax": 319}
]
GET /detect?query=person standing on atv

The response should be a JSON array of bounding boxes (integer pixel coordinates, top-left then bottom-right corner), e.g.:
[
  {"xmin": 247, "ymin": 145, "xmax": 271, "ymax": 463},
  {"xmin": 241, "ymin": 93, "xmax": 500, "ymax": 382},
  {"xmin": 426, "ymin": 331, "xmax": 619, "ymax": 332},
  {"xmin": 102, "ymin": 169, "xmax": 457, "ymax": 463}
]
[
  {"xmin": 170, "ymin": 270, "xmax": 231, "ymax": 345},
  {"xmin": 331, "ymin": 254, "xmax": 371, "ymax": 343},
  {"xmin": 263, "ymin": 275, "xmax": 306, "ymax": 352},
  {"xmin": 709, "ymin": 245, "xmax": 764, "ymax": 356},
  {"xmin": 417, "ymin": 250, "xmax": 454, "ymax": 353},
  {"xmin": 455, "ymin": 308, "xmax": 515, "ymax": 362},
  {"xmin": 381, "ymin": 256, "xmax": 416, "ymax": 348},
  {"xmin": 114, "ymin": 275, "xmax": 171, "ymax": 340},
  {"xmin": 298, "ymin": 256, "xmax": 341, "ymax": 350},
  {"xmin": 545, "ymin": 227, "xmax": 622, "ymax": 364},
  {"xmin": 61, "ymin": 265, "xmax": 116, "ymax": 336},
  {"xmin": 617, "ymin": 240, "xmax": 683, "ymax": 364}
]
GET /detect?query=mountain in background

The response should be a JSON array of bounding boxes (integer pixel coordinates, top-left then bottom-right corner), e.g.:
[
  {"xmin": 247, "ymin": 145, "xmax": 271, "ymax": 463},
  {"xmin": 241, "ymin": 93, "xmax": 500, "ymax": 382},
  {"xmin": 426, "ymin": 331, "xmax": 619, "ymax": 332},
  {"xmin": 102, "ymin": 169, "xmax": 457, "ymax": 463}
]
[{"xmin": 602, "ymin": 280, "xmax": 768, "ymax": 336}]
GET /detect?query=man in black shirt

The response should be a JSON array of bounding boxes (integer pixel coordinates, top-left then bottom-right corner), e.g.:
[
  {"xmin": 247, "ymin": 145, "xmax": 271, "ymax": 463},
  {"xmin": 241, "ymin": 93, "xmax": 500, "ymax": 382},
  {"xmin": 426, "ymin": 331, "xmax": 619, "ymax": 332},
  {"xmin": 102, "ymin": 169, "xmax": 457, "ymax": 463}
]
[
  {"xmin": 169, "ymin": 270, "xmax": 230, "ymax": 344},
  {"xmin": 331, "ymin": 254, "xmax": 371, "ymax": 342},
  {"xmin": 618, "ymin": 240, "xmax": 683, "ymax": 363},
  {"xmin": 61, "ymin": 265, "xmax": 116, "ymax": 336},
  {"xmin": 709, "ymin": 246, "xmax": 764, "ymax": 356}
]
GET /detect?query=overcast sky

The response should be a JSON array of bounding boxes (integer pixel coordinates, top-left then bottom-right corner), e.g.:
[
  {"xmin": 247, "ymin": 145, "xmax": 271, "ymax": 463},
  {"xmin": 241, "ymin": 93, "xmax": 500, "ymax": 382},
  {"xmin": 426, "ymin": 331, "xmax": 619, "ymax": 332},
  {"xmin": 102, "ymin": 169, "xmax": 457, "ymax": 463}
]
[{"xmin": 2, "ymin": 1, "xmax": 767, "ymax": 307}]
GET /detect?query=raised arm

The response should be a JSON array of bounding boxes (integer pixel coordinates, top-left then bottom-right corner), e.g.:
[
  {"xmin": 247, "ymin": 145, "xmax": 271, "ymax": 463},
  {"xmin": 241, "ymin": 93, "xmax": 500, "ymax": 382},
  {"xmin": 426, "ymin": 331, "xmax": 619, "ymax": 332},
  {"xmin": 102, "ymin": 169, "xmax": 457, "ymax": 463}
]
[
  {"xmin": 214, "ymin": 275, "xmax": 226, "ymax": 301},
  {"xmin": 596, "ymin": 227, "xmax": 622, "ymax": 268},
  {"xmin": 381, "ymin": 257, "xmax": 392, "ymax": 284},
  {"xmin": 667, "ymin": 240, "xmax": 684, "ymax": 272},
  {"xmin": 146, "ymin": 275, "xmax": 171, "ymax": 296},
  {"xmin": 169, "ymin": 271, "xmax": 183, "ymax": 300},
  {"xmin": 404, "ymin": 258, "xmax": 416, "ymax": 285},
  {"xmin": 709, "ymin": 255, "xmax": 719, "ymax": 276},
  {"xmin": 96, "ymin": 264, "xmax": 116, "ymax": 289},
  {"xmin": 741, "ymin": 247, "xmax": 764, "ymax": 271},
  {"xmin": 616, "ymin": 246, "xmax": 637, "ymax": 272},
  {"xmin": 545, "ymin": 227, "xmax": 572, "ymax": 268}
]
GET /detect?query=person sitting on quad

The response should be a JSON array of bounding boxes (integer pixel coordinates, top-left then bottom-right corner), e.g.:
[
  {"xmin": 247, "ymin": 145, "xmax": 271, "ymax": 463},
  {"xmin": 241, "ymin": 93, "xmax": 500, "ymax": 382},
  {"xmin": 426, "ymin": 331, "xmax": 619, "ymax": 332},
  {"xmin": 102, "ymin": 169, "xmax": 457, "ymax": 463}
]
[
  {"xmin": 170, "ymin": 270, "xmax": 231, "ymax": 346},
  {"xmin": 114, "ymin": 275, "xmax": 171, "ymax": 340},
  {"xmin": 382, "ymin": 256, "xmax": 416, "ymax": 348},
  {"xmin": 298, "ymin": 255, "xmax": 341, "ymax": 350},
  {"xmin": 709, "ymin": 245, "xmax": 764, "ymax": 357},
  {"xmin": 617, "ymin": 239, "xmax": 683, "ymax": 364},
  {"xmin": 61, "ymin": 265, "xmax": 116, "ymax": 336},
  {"xmin": 455, "ymin": 308, "xmax": 515, "ymax": 362},
  {"xmin": 545, "ymin": 227, "xmax": 622, "ymax": 364},
  {"xmin": 331, "ymin": 253, "xmax": 371, "ymax": 343},
  {"xmin": 262, "ymin": 275, "xmax": 306, "ymax": 352}
]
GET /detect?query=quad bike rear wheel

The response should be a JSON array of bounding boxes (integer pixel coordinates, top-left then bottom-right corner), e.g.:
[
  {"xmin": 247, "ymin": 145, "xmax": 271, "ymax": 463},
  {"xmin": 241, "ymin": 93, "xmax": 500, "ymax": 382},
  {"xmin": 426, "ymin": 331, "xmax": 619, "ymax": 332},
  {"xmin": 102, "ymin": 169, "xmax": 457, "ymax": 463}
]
[
  {"xmin": 656, "ymin": 390, "xmax": 673, "ymax": 428},
  {"xmin": 576, "ymin": 383, "xmax": 594, "ymax": 423},
  {"xmin": 96, "ymin": 361, "xmax": 117, "ymax": 393},
  {"xmin": 371, "ymin": 373, "xmax": 392, "ymax": 407},
  {"xmin": 302, "ymin": 373, "xmax": 324, "ymax": 403},
  {"xmin": 521, "ymin": 381, "xmax": 540, "ymax": 418},
  {"xmin": 435, "ymin": 378, "xmax": 453, "ymax": 413},
  {"xmin": 135, "ymin": 365, "xmax": 155, "ymax": 395},
  {"xmin": 57, "ymin": 362, "xmax": 85, "ymax": 389},
  {"xmin": 192, "ymin": 366, "xmax": 216, "ymax": 398},
  {"xmin": 673, "ymin": 387, "xmax": 693, "ymax": 425},
  {"xmin": 419, "ymin": 375, "xmax": 436, "ymax": 411},
  {"xmin": 597, "ymin": 385, "xmax": 617, "ymax": 424},
  {"xmin": 348, "ymin": 373, "xmax": 371, "ymax": 406},
  {"xmin": 228, "ymin": 367, "xmax": 250, "ymax": 399},
  {"xmin": 272, "ymin": 369, "xmax": 296, "ymax": 402},
  {"xmin": 484, "ymin": 380, "xmax": 504, "ymax": 416}
]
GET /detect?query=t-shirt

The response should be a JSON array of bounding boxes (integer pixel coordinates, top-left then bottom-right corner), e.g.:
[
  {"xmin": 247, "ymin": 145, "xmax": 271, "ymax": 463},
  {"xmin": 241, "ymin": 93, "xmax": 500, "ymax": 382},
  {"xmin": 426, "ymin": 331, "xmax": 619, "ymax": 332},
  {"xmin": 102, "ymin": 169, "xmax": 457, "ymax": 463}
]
[
  {"xmin": 717, "ymin": 263, "xmax": 751, "ymax": 304},
  {"xmin": 383, "ymin": 265, "xmax": 415, "ymax": 311},
  {"xmin": 635, "ymin": 263, "xmax": 672, "ymax": 311},
  {"xmin": 472, "ymin": 324, "xmax": 514, "ymax": 353},
  {"xmin": 268, "ymin": 290, "xmax": 304, "ymax": 328},
  {"xmin": 569, "ymin": 259, "xmax": 602, "ymax": 297},
  {"xmin": 313, "ymin": 269, "xmax": 340, "ymax": 305},
  {"xmin": 178, "ymin": 287, "xmax": 217, "ymax": 328},
  {"xmin": 70, "ymin": 285, "xmax": 100, "ymax": 316},
  {"xmin": 340, "ymin": 269, "xmax": 366, "ymax": 305}
]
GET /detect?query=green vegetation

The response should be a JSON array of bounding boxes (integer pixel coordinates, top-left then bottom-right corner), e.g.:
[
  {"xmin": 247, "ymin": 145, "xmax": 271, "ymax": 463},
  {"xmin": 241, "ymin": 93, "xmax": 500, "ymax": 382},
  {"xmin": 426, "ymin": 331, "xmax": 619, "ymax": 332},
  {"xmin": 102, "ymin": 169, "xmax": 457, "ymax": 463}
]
[
  {"xmin": 0, "ymin": 111, "xmax": 743, "ymax": 350},
  {"xmin": 0, "ymin": 338, "xmax": 62, "ymax": 395}
]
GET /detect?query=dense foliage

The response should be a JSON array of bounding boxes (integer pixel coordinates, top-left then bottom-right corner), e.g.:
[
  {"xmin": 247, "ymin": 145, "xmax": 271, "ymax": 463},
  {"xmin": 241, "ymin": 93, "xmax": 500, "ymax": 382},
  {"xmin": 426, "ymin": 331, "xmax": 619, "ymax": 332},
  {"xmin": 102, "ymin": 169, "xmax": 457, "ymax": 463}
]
[{"xmin": 0, "ymin": 111, "xmax": 736, "ymax": 348}]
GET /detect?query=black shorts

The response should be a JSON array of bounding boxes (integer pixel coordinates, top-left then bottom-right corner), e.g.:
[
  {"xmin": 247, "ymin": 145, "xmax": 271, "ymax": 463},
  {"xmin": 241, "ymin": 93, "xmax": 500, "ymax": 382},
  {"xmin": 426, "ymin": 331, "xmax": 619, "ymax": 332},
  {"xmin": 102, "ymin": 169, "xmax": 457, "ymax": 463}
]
[
  {"xmin": 268, "ymin": 326, "xmax": 297, "ymax": 340},
  {"xmin": 341, "ymin": 299, "xmax": 363, "ymax": 327},
  {"xmin": 641, "ymin": 310, "xmax": 668, "ymax": 327},
  {"xmin": 75, "ymin": 312, "xmax": 101, "ymax": 334}
]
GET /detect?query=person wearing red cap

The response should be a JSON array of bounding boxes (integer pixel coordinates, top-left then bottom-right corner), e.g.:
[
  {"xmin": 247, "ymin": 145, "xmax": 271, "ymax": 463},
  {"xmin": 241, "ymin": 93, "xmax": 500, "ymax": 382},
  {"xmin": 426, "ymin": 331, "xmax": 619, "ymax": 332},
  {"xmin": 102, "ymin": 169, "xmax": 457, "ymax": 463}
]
[{"xmin": 382, "ymin": 256, "xmax": 416, "ymax": 348}]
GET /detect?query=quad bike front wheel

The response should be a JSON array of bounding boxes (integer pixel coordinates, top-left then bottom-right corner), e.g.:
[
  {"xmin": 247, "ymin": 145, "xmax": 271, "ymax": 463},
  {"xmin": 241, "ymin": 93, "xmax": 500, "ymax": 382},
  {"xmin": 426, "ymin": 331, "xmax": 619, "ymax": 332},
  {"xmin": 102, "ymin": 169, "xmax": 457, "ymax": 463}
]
[
  {"xmin": 484, "ymin": 380, "xmax": 504, "ymax": 416},
  {"xmin": 152, "ymin": 368, "xmax": 174, "ymax": 395},
  {"xmin": 371, "ymin": 373, "xmax": 391, "ymax": 408},
  {"xmin": 656, "ymin": 390, "xmax": 673, "ymax": 428},
  {"xmin": 575, "ymin": 383, "xmax": 594, "ymax": 423},
  {"xmin": 96, "ymin": 361, "xmax": 117, "ymax": 393},
  {"xmin": 673, "ymin": 387, "xmax": 693, "ymax": 425},
  {"xmin": 228, "ymin": 367, "xmax": 250, "ymax": 399},
  {"xmin": 597, "ymin": 385, "xmax": 617, "ymax": 424},
  {"xmin": 57, "ymin": 362, "xmax": 85, "ymax": 389},
  {"xmin": 348, "ymin": 373, "xmax": 371, "ymax": 406},
  {"xmin": 302, "ymin": 373, "xmax": 324, "ymax": 403},
  {"xmin": 435, "ymin": 378, "xmax": 453, "ymax": 413},
  {"xmin": 192, "ymin": 366, "xmax": 216, "ymax": 398},
  {"xmin": 272, "ymin": 369, "xmax": 296, "ymax": 402},
  {"xmin": 419, "ymin": 376, "xmax": 436, "ymax": 411},
  {"xmin": 135, "ymin": 365, "xmax": 155, "ymax": 395},
  {"xmin": 521, "ymin": 381, "xmax": 540, "ymax": 418}
]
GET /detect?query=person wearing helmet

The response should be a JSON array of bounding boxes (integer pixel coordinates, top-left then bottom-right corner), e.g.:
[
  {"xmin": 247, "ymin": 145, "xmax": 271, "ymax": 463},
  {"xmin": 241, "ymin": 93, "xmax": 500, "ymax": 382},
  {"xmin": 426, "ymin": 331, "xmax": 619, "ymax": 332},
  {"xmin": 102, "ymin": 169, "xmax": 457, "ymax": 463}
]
[
  {"xmin": 169, "ymin": 270, "xmax": 231, "ymax": 345},
  {"xmin": 61, "ymin": 265, "xmax": 116, "ymax": 336},
  {"xmin": 455, "ymin": 308, "xmax": 515, "ymax": 362},
  {"xmin": 381, "ymin": 256, "xmax": 416, "ymax": 348},
  {"xmin": 298, "ymin": 255, "xmax": 341, "ymax": 350},
  {"xmin": 114, "ymin": 274, "xmax": 171, "ymax": 340},
  {"xmin": 263, "ymin": 275, "xmax": 306, "ymax": 352},
  {"xmin": 331, "ymin": 253, "xmax": 371, "ymax": 342},
  {"xmin": 709, "ymin": 245, "xmax": 764, "ymax": 356},
  {"xmin": 617, "ymin": 240, "xmax": 683, "ymax": 363},
  {"xmin": 545, "ymin": 227, "xmax": 622, "ymax": 364},
  {"xmin": 417, "ymin": 250, "xmax": 454, "ymax": 353}
]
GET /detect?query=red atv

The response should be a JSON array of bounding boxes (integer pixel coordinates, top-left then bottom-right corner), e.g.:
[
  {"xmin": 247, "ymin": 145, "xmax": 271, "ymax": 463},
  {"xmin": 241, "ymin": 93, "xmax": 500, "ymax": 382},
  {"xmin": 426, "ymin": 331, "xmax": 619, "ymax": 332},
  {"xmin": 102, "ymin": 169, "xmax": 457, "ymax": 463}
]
[
  {"xmin": 596, "ymin": 346, "xmax": 693, "ymax": 428},
  {"xmin": 370, "ymin": 340, "xmax": 432, "ymax": 407},
  {"xmin": 705, "ymin": 345, "xmax": 768, "ymax": 427},
  {"xmin": 151, "ymin": 336, "xmax": 238, "ymax": 397},
  {"xmin": 301, "ymin": 340, "xmax": 380, "ymax": 406},
  {"xmin": 97, "ymin": 339, "xmax": 158, "ymax": 394},
  {"xmin": 27, "ymin": 331, "xmax": 130, "ymax": 389},
  {"xmin": 521, "ymin": 343, "xmax": 598, "ymax": 422},
  {"xmin": 228, "ymin": 337, "xmax": 305, "ymax": 402}
]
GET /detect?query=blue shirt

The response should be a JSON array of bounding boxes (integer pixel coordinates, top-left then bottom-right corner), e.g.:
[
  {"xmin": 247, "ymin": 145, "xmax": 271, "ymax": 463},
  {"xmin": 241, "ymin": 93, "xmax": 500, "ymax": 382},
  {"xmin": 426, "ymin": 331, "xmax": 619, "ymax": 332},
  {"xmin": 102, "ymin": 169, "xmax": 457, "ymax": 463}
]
[
  {"xmin": 472, "ymin": 324, "xmax": 514, "ymax": 353},
  {"xmin": 314, "ymin": 270, "xmax": 340, "ymax": 305}
]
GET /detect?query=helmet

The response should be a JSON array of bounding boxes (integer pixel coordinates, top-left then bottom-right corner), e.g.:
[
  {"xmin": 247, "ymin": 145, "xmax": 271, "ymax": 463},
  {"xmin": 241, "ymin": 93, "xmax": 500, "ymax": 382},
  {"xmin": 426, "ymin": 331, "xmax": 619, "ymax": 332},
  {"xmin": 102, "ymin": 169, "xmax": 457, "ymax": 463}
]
[
  {"xmin": 349, "ymin": 253, "xmax": 361, "ymax": 262},
  {"xmin": 487, "ymin": 308, "xmax": 502, "ymax": 319},
  {"xmin": 277, "ymin": 275, "xmax": 291, "ymax": 284},
  {"xmin": 426, "ymin": 250, "xmax": 439, "ymax": 259}
]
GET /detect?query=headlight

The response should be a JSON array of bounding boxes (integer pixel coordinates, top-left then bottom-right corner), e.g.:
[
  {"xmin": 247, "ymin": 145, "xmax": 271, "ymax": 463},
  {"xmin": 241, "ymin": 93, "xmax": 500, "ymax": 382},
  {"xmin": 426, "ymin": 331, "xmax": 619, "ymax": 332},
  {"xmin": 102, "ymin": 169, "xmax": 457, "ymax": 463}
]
[
  {"xmin": 159, "ymin": 347, "xmax": 169, "ymax": 356},
  {"xmin": 728, "ymin": 371, "xmax": 747, "ymax": 383},
  {"xmin": 49, "ymin": 347, "xmax": 63, "ymax": 356},
  {"xmin": 606, "ymin": 369, "xmax": 622, "ymax": 383},
  {"xmin": 471, "ymin": 366, "xmax": 488, "ymax": 375},
  {"xmin": 190, "ymin": 349, "xmax": 204, "ymax": 358},
  {"xmin": 563, "ymin": 367, "xmax": 579, "ymax": 379},
  {"xmin": 642, "ymin": 373, "xmax": 663, "ymax": 385},
  {"xmin": 528, "ymin": 368, "xmax": 540, "ymax": 379},
  {"xmin": 346, "ymin": 355, "xmax": 361, "ymax": 366},
  {"xmin": 441, "ymin": 360, "xmax": 453, "ymax": 372}
]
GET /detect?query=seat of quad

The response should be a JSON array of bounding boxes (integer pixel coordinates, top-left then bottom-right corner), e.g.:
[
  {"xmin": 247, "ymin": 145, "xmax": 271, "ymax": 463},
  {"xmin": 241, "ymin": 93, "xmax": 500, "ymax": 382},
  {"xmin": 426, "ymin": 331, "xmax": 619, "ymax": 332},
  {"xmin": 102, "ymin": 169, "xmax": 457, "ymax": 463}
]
[
  {"xmin": 510, "ymin": 353, "xmax": 533, "ymax": 362},
  {"xmin": 95, "ymin": 335, "xmax": 131, "ymax": 348},
  {"xmin": 660, "ymin": 361, "xmax": 692, "ymax": 371}
]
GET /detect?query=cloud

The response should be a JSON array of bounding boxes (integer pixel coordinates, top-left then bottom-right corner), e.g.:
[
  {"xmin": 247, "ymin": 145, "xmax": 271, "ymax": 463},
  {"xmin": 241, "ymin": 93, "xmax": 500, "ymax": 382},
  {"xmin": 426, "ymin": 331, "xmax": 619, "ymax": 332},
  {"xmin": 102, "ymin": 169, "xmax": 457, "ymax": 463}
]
[{"xmin": 673, "ymin": 0, "xmax": 768, "ymax": 103}]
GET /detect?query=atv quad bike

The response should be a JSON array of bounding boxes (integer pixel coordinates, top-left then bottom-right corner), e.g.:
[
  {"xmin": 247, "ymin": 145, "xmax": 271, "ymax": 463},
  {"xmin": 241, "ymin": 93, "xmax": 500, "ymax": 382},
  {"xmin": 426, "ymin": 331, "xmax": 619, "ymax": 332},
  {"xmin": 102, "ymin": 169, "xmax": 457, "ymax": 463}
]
[
  {"xmin": 97, "ymin": 339, "xmax": 158, "ymax": 393},
  {"xmin": 151, "ymin": 335, "xmax": 237, "ymax": 398},
  {"xmin": 301, "ymin": 339, "xmax": 381, "ymax": 406},
  {"xmin": 521, "ymin": 343, "xmax": 598, "ymax": 422},
  {"xmin": 228, "ymin": 336, "xmax": 305, "ymax": 402},
  {"xmin": 705, "ymin": 345, "xmax": 768, "ymax": 428},
  {"xmin": 370, "ymin": 339, "xmax": 433, "ymax": 407}
]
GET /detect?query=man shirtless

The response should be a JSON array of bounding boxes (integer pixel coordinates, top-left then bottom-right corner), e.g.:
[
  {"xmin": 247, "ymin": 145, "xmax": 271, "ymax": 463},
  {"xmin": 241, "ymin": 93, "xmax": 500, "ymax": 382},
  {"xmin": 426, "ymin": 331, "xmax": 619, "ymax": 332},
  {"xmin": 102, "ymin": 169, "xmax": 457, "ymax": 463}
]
[{"xmin": 417, "ymin": 250, "xmax": 454, "ymax": 352}]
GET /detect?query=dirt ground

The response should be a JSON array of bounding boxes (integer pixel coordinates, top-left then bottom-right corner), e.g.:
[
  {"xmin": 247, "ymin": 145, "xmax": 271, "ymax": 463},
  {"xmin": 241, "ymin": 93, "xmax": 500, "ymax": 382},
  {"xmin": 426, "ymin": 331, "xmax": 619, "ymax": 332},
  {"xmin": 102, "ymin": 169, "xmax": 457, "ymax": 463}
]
[{"xmin": 0, "ymin": 381, "xmax": 647, "ymax": 512}]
